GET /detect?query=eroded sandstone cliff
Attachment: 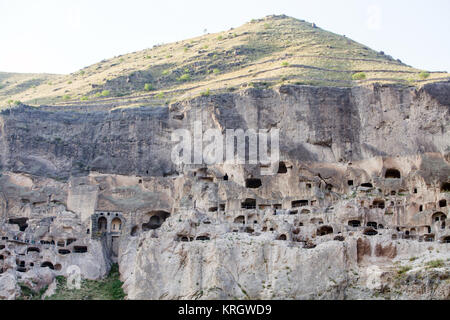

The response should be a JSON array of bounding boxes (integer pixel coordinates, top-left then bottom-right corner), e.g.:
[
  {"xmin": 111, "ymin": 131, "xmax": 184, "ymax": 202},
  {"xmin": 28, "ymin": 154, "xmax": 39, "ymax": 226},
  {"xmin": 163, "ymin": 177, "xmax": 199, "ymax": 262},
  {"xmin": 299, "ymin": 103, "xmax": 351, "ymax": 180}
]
[{"xmin": 0, "ymin": 82, "xmax": 449, "ymax": 299}]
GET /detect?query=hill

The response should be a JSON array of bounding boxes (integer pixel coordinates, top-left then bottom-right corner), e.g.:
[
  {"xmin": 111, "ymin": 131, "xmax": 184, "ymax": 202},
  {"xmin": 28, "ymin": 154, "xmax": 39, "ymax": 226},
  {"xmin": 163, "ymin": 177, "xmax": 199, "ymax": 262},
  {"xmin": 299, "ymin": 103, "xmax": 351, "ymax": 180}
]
[{"xmin": 0, "ymin": 14, "xmax": 448, "ymax": 108}]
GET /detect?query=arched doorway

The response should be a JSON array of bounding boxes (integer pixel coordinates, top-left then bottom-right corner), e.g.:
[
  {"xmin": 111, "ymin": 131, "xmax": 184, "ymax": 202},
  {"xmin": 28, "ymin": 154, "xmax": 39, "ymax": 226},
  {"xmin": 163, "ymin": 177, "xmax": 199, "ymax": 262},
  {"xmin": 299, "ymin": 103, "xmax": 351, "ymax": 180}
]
[
  {"xmin": 98, "ymin": 217, "xmax": 107, "ymax": 232},
  {"xmin": 432, "ymin": 212, "xmax": 447, "ymax": 224},
  {"xmin": 111, "ymin": 218, "xmax": 122, "ymax": 232},
  {"xmin": 234, "ymin": 215, "xmax": 245, "ymax": 224},
  {"xmin": 277, "ymin": 234, "xmax": 287, "ymax": 240}
]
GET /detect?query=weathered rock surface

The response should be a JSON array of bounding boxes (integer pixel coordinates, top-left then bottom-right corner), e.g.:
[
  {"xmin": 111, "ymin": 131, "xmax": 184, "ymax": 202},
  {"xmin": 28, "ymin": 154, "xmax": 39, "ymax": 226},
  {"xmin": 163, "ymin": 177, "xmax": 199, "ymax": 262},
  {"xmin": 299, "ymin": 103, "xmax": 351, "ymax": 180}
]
[
  {"xmin": 0, "ymin": 82, "xmax": 449, "ymax": 299},
  {"xmin": 0, "ymin": 270, "xmax": 20, "ymax": 300}
]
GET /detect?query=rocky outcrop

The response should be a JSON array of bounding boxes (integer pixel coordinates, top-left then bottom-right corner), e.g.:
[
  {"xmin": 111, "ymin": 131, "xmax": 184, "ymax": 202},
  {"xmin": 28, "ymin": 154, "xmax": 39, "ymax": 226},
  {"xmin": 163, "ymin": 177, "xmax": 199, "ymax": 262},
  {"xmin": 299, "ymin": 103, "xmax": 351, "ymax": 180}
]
[
  {"xmin": 0, "ymin": 83, "xmax": 448, "ymax": 179},
  {"xmin": 0, "ymin": 82, "xmax": 449, "ymax": 300},
  {"xmin": 0, "ymin": 270, "xmax": 20, "ymax": 300}
]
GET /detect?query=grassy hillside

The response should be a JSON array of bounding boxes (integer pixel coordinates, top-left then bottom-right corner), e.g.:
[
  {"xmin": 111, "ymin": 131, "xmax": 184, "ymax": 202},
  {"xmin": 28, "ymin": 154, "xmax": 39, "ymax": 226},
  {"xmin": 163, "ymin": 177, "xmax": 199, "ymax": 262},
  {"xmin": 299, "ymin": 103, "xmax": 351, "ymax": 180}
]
[{"xmin": 1, "ymin": 15, "xmax": 448, "ymax": 108}]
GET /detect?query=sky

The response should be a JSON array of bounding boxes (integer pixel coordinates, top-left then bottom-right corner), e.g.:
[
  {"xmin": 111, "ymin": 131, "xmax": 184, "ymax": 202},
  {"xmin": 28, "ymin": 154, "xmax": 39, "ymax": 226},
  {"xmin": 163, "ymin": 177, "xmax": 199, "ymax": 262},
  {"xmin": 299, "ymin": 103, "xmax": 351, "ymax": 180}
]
[{"xmin": 0, "ymin": 0, "xmax": 449, "ymax": 74}]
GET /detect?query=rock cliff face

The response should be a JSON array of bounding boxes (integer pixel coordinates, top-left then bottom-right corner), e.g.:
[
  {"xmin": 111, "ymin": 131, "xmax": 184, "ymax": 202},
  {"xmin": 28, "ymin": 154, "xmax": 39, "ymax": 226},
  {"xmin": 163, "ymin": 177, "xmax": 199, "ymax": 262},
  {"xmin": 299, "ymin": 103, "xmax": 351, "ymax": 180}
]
[
  {"xmin": 0, "ymin": 82, "xmax": 449, "ymax": 299},
  {"xmin": 1, "ymin": 83, "xmax": 449, "ymax": 178}
]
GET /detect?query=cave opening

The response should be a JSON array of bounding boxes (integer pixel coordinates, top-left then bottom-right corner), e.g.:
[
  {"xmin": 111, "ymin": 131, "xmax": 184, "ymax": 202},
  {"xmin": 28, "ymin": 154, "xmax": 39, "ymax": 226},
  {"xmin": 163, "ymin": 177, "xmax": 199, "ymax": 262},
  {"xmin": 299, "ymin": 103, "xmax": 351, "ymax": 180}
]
[
  {"xmin": 41, "ymin": 262, "xmax": 54, "ymax": 270},
  {"xmin": 241, "ymin": 198, "xmax": 256, "ymax": 210},
  {"xmin": 73, "ymin": 246, "xmax": 88, "ymax": 253},
  {"xmin": 373, "ymin": 199, "xmax": 385, "ymax": 209},
  {"xmin": 234, "ymin": 216, "xmax": 245, "ymax": 224},
  {"xmin": 363, "ymin": 227, "xmax": 378, "ymax": 236},
  {"xmin": 245, "ymin": 178, "xmax": 262, "ymax": 189},
  {"xmin": 385, "ymin": 168, "xmax": 401, "ymax": 179},
  {"xmin": 367, "ymin": 221, "xmax": 378, "ymax": 229},
  {"xmin": 317, "ymin": 225, "xmax": 333, "ymax": 236},
  {"xmin": 26, "ymin": 247, "xmax": 40, "ymax": 254},
  {"xmin": 277, "ymin": 162, "xmax": 287, "ymax": 174},
  {"xmin": 8, "ymin": 218, "xmax": 28, "ymax": 231},
  {"xmin": 441, "ymin": 182, "xmax": 450, "ymax": 192},
  {"xmin": 292, "ymin": 200, "xmax": 308, "ymax": 208},
  {"xmin": 142, "ymin": 211, "xmax": 170, "ymax": 231},
  {"xmin": 348, "ymin": 220, "xmax": 361, "ymax": 227}
]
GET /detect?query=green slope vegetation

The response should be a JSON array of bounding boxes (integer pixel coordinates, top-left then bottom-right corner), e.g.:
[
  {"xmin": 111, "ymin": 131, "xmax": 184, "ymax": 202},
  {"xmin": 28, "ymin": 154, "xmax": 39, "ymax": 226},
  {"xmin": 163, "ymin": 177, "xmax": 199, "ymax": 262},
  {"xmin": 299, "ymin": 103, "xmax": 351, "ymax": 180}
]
[
  {"xmin": 18, "ymin": 264, "xmax": 125, "ymax": 300},
  {"xmin": 1, "ymin": 15, "xmax": 448, "ymax": 108}
]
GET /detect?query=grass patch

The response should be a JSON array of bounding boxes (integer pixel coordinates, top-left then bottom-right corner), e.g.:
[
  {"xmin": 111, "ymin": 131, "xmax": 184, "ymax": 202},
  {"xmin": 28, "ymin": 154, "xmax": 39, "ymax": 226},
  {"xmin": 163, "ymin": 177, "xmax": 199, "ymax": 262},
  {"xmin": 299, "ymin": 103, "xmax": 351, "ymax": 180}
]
[
  {"xmin": 1, "ymin": 15, "xmax": 448, "ymax": 107},
  {"xmin": 17, "ymin": 283, "xmax": 49, "ymax": 300},
  {"xmin": 144, "ymin": 83, "xmax": 154, "ymax": 91},
  {"xmin": 177, "ymin": 73, "xmax": 191, "ymax": 81},
  {"xmin": 352, "ymin": 72, "xmax": 366, "ymax": 80},
  {"xmin": 397, "ymin": 265, "xmax": 412, "ymax": 275},
  {"xmin": 45, "ymin": 264, "xmax": 125, "ymax": 300},
  {"xmin": 419, "ymin": 71, "xmax": 430, "ymax": 79},
  {"xmin": 426, "ymin": 259, "xmax": 444, "ymax": 269},
  {"xmin": 200, "ymin": 89, "xmax": 211, "ymax": 96}
]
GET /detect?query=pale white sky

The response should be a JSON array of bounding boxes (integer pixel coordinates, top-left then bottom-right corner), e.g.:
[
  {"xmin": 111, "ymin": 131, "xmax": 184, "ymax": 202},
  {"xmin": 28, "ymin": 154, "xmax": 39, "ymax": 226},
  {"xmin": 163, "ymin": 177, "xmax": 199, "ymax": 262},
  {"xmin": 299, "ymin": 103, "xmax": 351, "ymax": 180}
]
[{"xmin": 0, "ymin": 0, "xmax": 449, "ymax": 74}]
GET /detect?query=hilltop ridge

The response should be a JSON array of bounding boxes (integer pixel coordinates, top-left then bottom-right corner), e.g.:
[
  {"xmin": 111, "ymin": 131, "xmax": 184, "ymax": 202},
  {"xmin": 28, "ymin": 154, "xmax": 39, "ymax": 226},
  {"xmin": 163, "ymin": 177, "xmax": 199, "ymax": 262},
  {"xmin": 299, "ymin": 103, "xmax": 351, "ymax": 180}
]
[{"xmin": 0, "ymin": 14, "xmax": 448, "ymax": 108}]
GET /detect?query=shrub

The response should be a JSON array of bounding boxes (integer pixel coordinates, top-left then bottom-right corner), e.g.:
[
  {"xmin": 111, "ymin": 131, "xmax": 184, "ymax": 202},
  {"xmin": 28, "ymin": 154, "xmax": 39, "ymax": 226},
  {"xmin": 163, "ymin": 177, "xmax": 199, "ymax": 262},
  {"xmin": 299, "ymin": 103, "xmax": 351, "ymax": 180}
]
[
  {"xmin": 0, "ymin": 84, "xmax": 4, "ymax": 89},
  {"xmin": 213, "ymin": 68, "xmax": 220, "ymax": 74},
  {"xmin": 162, "ymin": 69, "xmax": 170, "ymax": 76},
  {"xmin": 144, "ymin": 83, "xmax": 154, "ymax": 91},
  {"xmin": 397, "ymin": 265, "xmax": 412, "ymax": 275},
  {"xmin": 62, "ymin": 94, "xmax": 70, "ymax": 100},
  {"xmin": 217, "ymin": 35, "xmax": 223, "ymax": 40},
  {"xmin": 201, "ymin": 89, "xmax": 211, "ymax": 96},
  {"xmin": 156, "ymin": 92, "xmax": 165, "ymax": 99},
  {"xmin": 352, "ymin": 72, "xmax": 366, "ymax": 80},
  {"xmin": 426, "ymin": 259, "xmax": 444, "ymax": 268},
  {"xmin": 281, "ymin": 61, "xmax": 289, "ymax": 67},
  {"xmin": 419, "ymin": 71, "xmax": 430, "ymax": 79},
  {"xmin": 101, "ymin": 90, "xmax": 110, "ymax": 97},
  {"xmin": 80, "ymin": 96, "xmax": 89, "ymax": 101},
  {"xmin": 14, "ymin": 100, "xmax": 22, "ymax": 105},
  {"xmin": 67, "ymin": 81, "xmax": 72, "ymax": 84},
  {"xmin": 178, "ymin": 74, "xmax": 191, "ymax": 81}
]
